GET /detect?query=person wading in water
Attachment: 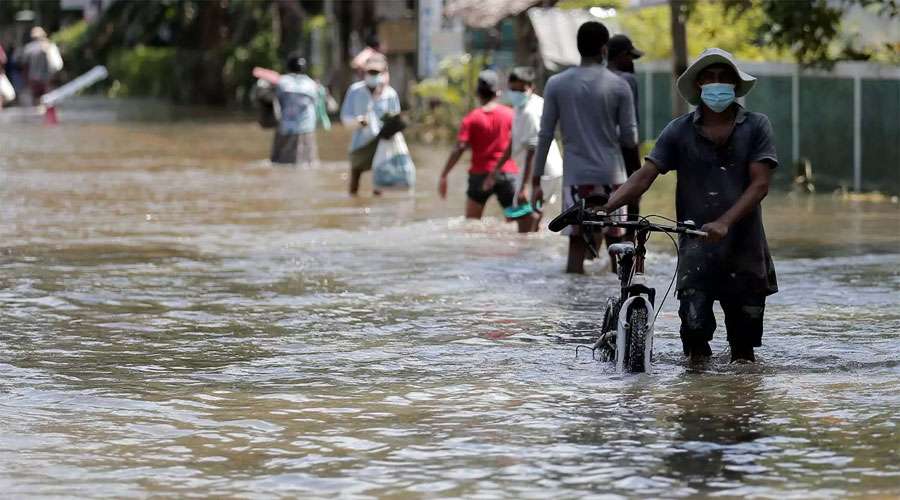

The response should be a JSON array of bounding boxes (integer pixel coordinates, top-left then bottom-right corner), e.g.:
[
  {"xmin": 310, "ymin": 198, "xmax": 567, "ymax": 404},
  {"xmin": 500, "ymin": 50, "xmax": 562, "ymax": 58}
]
[{"xmin": 601, "ymin": 48, "xmax": 779, "ymax": 363}]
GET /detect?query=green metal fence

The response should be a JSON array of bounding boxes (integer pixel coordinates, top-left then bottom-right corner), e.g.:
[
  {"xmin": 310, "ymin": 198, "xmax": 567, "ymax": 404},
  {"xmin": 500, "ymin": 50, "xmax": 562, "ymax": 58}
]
[{"xmin": 636, "ymin": 61, "xmax": 900, "ymax": 194}]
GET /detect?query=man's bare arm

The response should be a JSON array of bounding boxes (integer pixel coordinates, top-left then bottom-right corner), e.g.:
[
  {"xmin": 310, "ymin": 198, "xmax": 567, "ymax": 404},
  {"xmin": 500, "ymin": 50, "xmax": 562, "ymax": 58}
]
[
  {"xmin": 489, "ymin": 143, "xmax": 513, "ymax": 176},
  {"xmin": 438, "ymin": 142, "xmax": 469, "ymax": 199},
  {"xmin": 603, "ymin": 162, "xmax": 659, "ymax": 212},
  {"xmin": 252, "ymin": 67, "xmax": 281, "ymax": 85},
  {"xmin": 482, "ymin": 142, "xmax": 513, "ymax": 192},
  {"xmin": 441, "ymin": 142, "xmax": 468, "ymax": 177}
]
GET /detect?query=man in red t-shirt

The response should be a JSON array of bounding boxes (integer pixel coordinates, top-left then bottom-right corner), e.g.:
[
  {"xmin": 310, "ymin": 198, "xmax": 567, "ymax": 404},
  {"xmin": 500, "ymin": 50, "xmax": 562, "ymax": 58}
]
[{"xmin": 439, "ymin": 70, "xmax": 528, "ymax": 230}]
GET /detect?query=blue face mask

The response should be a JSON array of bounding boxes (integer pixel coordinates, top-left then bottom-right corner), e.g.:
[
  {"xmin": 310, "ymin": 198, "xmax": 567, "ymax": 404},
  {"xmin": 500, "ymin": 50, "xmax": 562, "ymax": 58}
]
[
  {"xmin": 506, "ymin": 90, "xmax": 528, "ymax": 108},
  {"xmin": 365, "ymin": 74, "xmax": 383, "ymax": 89},
  {"xmin": 700, "ymin": 83, "xmax": 736, "ymax": 113}
]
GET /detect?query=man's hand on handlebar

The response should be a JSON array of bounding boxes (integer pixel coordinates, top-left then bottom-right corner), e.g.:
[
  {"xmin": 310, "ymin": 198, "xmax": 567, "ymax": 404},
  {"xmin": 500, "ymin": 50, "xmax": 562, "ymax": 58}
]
[{"xmin": 700, "ymin": 220, "xmax": 728, "ymax": 242}]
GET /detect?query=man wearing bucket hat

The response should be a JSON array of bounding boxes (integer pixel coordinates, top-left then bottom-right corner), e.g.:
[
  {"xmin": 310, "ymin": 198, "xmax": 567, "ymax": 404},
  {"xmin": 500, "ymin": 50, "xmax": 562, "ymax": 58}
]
[{"xmin": 601, "ymin": 48, "xmax": 779, "ymax": 363}]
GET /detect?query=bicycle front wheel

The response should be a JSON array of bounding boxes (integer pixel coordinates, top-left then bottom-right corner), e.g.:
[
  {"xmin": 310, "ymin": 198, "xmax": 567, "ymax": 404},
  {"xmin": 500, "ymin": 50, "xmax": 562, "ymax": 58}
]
[{"xmin": 623, "ymin": 302, "xmax": 650, "ymax": 373}]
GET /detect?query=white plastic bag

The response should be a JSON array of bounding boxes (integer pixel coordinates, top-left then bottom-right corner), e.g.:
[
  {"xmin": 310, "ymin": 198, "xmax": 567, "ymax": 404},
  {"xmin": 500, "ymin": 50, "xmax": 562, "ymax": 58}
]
[
  {"xmin": 0, "ymin": 74, "xmax": 15, "ymax": 103},
  {"xmin": 373, "ymin": 132, "xmax": 415, "ymax": 190},
  {"xmin": 47, "ymin": 43, "xmax": 64, "ymax": 74}
]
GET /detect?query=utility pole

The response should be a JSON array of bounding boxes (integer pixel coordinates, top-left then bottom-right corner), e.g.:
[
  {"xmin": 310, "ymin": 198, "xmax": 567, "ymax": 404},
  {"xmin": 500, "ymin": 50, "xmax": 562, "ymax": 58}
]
[{"xmin": 669, "ymin": 0, "xmax": 689, "ymax": 117}]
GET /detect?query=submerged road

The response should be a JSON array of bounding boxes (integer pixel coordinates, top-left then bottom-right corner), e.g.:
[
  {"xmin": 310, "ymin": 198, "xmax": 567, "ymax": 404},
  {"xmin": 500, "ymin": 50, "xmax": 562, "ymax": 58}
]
[{"xmin": 0, "ymin": 104, "xmax": 898, "ymax": 497}]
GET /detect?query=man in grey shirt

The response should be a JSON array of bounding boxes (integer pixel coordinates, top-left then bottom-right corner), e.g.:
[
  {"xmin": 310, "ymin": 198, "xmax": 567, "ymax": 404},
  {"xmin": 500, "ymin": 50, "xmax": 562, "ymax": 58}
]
[{"xmin": 532, "ymin": 21, "xmax": 638, "ymax": 274}]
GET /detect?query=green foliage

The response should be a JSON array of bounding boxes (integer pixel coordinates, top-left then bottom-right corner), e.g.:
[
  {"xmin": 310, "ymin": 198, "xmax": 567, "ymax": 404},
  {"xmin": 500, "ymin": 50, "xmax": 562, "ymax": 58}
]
[
  {"xmin": 727, "ymin": 0, "xmax": 843, "ymax": 67},
  {"xmin": 410, "ymin": 54, "xmax": 488, "ymax": 143},
  {"xmin": 107, "ymin": 45, "xmax": 178, "ymax": 99},
  {"xmin": 51, "ymin": 19, "xmax": 88, "ymax": 49},
  {"xmin": 52, "ymin": 0, "xmax": 293, "ymax": 105},
  {"xmin": 616, "ymin": 0, "xmax": 897, "ymax": 67},
  {"xmin": 618, "ymin": 1, "xmax": 789, "ymax": 62},
  {"xmin": 744, "ymin": 0, "xmax": 899, "ymax": 67},
  {"xmin": 223, "ymin": 30, "xmax": 279, "ymax": 104}
]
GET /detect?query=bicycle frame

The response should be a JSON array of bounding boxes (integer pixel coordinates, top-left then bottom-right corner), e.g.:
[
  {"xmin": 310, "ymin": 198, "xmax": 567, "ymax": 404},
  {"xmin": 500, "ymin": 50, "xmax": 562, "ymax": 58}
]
[
  {"xmin": 602, "ymin": 228, "xmax": 657, "ymax": 372},
  {"xmin": 554, "ymin": 206, "xmax": 707, "ymax": 372}
]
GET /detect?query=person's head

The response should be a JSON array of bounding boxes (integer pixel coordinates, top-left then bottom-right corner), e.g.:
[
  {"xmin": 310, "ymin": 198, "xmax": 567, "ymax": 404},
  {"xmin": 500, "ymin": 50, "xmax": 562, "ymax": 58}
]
[
  {"xmin": 506, "ymin": 66, "xmax": 534, "ymax": 107},
  {"xmin": 30, "ymin": 26, "xmax": 47, "ymax": 41},
  {"xmin": 285, "ymin": 51, "xmax": 307, "ymax": 74},
  {"xmin": 364, "ymin": 54, "xmax": 388, "ymax": 89},
  {"xmin": 695, "ymin": 62, "xmax": 739, "ymax": 87},
  {"xmin": 676, "ymin": 48, "xmax": 756, "ymax": 114},
  {"xmin": 607, "ymin": 34, "xmax": 643, "ymax": 73},
  {"xmin": 365, "ymin": 33, "xmax": 381, "ymax": 51},
  {"xmin": 476, "ymin": 69, "xmax": 499, "ymax": 103},
  {"xmin": 577, "ymin": 21, "xmax": 609, "ymax": 61},
  {"xmin": 508, "ymin": 66, "xmax": 534, "ymax": 93}
]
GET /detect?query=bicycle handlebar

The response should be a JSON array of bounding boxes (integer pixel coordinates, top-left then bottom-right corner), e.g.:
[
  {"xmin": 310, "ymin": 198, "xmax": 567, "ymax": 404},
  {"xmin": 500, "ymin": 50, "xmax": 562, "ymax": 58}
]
[
  {"xmin": 547, "ymin": 202, "xmax": 708, "ymax": 237},
  {"xmin": 581, "ymin": 219, "xmax": 708, "ymax": 238}
]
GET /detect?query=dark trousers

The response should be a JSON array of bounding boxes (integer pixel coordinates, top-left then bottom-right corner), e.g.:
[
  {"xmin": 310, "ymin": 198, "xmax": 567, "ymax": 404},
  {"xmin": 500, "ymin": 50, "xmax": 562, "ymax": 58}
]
[{"xmin": 677, "ymin": 289, "xmax": 765, "ymax": 354}]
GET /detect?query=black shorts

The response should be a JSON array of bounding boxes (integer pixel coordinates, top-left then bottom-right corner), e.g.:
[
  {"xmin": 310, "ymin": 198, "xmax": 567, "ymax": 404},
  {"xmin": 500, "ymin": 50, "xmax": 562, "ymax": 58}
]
[
  {"xmin": 677, "ymin": 289, "xmax": 766, "ymax": 351},
  {"xmin": 467, "ymin": 173, "xmax": 516, "ymax": 208}
]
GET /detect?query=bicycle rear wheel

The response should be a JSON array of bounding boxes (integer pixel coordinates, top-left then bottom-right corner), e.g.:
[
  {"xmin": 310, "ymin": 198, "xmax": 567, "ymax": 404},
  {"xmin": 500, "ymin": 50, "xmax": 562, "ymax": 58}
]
[{"xmin": 623, "ymin": 302, "xmax": 650, "ymax": 373}]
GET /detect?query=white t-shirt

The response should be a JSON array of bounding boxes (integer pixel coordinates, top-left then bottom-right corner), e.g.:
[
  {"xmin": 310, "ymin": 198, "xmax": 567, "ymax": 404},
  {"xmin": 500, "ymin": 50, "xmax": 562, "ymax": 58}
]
[{"xmin": 511, "ymin": 94, "xmax": 562, "ymax": 180}]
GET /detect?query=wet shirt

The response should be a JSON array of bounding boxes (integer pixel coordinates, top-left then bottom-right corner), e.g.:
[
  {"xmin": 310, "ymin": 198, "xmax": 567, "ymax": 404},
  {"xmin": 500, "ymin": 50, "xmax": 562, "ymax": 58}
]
[
  {"xmin": 458, "ymin": 105, "xmax": 517, "ymax": 175},
  {"xmin": 647, "ymin": 106, "xmax": 779, "ymax": 297},
  {"xmin": 339, "ymin": 81, "xmax": 401, "ymax": 152},
  {"xmin": 276, "ymin": 73, "xmax": 319, "ymax": 135}
]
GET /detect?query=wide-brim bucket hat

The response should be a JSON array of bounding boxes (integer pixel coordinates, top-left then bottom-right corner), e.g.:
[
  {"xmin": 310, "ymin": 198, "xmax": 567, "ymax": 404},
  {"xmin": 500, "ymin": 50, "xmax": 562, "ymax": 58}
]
[{"xmin": 676, "ymin": 48, "xmax": 756, "ymax": 105}]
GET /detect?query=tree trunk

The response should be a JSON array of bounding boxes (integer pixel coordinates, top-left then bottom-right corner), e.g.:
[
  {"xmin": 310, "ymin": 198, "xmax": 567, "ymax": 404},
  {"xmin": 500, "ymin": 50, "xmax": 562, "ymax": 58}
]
[
  {"xmin": 669, "ymin": 0, "xmax": 689, "ymax": 117},
  {"xmin": 194, "ymin": 0, "xmax": 228, "ymax": 105},
  {"xmin": 276, "ymin": 0, "xmax": 306, "ymax": 59}
]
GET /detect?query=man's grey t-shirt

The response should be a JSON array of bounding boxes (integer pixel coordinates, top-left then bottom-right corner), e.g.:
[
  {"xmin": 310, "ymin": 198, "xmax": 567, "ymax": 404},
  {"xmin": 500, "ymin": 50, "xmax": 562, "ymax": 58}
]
[
  {"xmin": 534, "ymin": 65, "xmax": 638, "ymax": 186},
  {"xmin": 647, "ymin": 106, "xmax": 779, "ymax": 297}
]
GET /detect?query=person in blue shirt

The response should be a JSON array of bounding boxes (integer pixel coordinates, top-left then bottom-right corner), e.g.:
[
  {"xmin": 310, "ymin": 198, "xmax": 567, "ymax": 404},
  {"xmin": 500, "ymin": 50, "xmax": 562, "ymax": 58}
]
[
  {"xmin": 253, "ymin": 52, "xmax": 328, "ymax": 167},
  {"xmin": 340, "ymin": 54, "xmax": 401, "ymax": 195}
]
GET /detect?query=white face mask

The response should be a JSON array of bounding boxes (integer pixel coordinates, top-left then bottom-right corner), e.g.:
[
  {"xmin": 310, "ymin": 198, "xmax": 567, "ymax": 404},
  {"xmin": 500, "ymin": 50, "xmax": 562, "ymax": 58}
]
[
  {"xmin": 365, "ymin": 74, "xmax": 383, "ymax": 88},
  {"xmin": 505, "ymin": 90, "xmax": 529, "ymax": 108}
]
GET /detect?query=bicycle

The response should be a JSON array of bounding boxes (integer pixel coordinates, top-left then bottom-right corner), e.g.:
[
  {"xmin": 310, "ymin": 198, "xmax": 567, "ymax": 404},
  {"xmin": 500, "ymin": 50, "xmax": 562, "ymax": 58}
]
[{"xmin": 548, "ymin": 196, "xmax": 707, "ymax": 373}]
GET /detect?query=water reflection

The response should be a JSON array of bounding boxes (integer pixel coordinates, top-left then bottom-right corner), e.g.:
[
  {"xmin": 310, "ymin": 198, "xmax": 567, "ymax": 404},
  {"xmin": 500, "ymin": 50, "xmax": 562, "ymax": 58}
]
[{"xmin": 664, "ymin": 376, "xmax": 768, "ymax": 489}]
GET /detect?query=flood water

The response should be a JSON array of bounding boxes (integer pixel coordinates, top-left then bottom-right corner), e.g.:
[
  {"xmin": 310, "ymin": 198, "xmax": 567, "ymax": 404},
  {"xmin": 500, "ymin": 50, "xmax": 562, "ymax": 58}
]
[{"xmin": 1, "ymin": 101, "xmax": 898, "ymax": 498}]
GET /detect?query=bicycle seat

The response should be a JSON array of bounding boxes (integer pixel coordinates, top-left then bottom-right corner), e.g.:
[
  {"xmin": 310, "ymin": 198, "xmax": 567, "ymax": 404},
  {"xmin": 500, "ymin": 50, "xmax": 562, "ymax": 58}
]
[{"xmin": 608, "ymin": 242, "xmax": 635, "ymax": 256}]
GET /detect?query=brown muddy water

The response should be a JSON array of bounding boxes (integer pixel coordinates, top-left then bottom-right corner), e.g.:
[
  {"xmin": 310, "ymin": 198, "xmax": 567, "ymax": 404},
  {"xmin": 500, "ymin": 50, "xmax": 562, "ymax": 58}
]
[{"xmin": 0, "ymin": 100, "xmax": 898, "ymax": 498}]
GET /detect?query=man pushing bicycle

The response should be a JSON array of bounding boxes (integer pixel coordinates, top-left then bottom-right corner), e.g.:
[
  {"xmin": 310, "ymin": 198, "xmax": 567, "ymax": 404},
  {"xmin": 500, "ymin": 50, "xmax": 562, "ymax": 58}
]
[{"xmin": 601, "ymin": 48, "xmax": 778, "ymax": 363}]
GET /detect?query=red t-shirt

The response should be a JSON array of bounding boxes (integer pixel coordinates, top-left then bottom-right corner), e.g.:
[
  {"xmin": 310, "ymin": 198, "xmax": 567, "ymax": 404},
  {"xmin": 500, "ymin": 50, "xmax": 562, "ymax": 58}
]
[{"xmin": 457, "ymin": 105, "xmax": 518, "ymax": 175}]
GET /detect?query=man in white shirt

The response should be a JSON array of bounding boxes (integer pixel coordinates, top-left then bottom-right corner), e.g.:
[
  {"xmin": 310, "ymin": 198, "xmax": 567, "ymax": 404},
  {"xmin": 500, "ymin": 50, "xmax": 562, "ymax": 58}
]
[
  {"xmin": 485, "ymin": 67, "xmax": 563, "ymax": 232},
  {"xmin": 339, "ymin": 54, "xmax": 401, "ymax": 195}
]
